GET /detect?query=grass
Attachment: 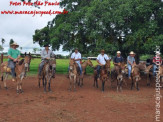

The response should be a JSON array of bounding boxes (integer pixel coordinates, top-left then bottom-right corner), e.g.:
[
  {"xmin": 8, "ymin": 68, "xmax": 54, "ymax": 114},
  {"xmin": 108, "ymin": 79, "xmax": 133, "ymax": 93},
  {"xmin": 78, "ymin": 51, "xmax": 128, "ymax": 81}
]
[{"xmin": 1, "ymin": 58, "xmax": 114, "ymax": 75}]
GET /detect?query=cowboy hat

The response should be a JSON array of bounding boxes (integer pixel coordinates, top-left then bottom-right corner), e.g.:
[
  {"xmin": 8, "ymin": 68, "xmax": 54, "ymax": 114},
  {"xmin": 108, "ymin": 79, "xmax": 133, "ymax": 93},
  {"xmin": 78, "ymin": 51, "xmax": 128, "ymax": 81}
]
[
  {"xmin": 129, "ymin": 51, "xmax": 135, "ymax": 55},
  {"xmin": 156, "ymin": 51, "xmax": 161, "ymax": 55},
  {"xmin": 117, "ymin": 51, "xmax": 121, "ymax": 54},
  {"xmin": 10, "ymin": 42, "xmax": 19, "ymax": 48},
  {"xmin": 75, "ymin": 48, "xmax": 78, "ymax": 50},
  {"xmin": 101, "ymin": 49, "xmax": 105, "ymax": 52}
]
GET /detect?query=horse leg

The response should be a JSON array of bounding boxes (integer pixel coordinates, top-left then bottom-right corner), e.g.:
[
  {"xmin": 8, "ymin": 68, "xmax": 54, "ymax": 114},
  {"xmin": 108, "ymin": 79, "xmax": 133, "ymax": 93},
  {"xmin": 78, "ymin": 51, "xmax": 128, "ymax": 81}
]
[
  {"xmin": 19, "ymin": 77, "xmax": 24, "ymax": 93},
  {"xmin": 17, "ymin": 81, "xmax": 19, "ymax": 94},
  {"xmin": 146, "ymin": 73, "xmax": 150, "ymax": 86},
  {"xmin": 48, "ymin": 78, "xmax": 52, "ymax": 92},
  {"xmin": 4, "ymin": 73, "xmax": 8, "ymax": 90},
  {"xmin": 102, "ymin": 80, "xmax": 104, "ymax": 92},
  {"xmin": 38, "ymin": 78, "xmax": 41, "ymax": 88},
  {"xmin": 117, "ymin": 80, "xmax": 119, "ymax": 92},
  {"xmin": 120, "ymin": 81, "xmax": 123, "ymax": 92},
  {"xmin": 42, "ymin": 76, "xmax": 45, "ymax": 87},
  {"xmin": 136, "ymin": 82, "xmax": 139, "ymax": 91},
  {"xmin": 74, "ymin": 75, "xmax": 76, "ymax": 92},
  {"xmin": 69, "ymin": 75, "xmax": 72, "ymax": 91},
  {"xmin": 131, "ymin": 77, "xmax": 134, "ymax": 90},
  {"xmin": 96, "ymin": 78, "xmax": 99, "ymax": 88},
  {"xmin": 44, "ymin": 77, "xmax": 47, "ymax": 93}
]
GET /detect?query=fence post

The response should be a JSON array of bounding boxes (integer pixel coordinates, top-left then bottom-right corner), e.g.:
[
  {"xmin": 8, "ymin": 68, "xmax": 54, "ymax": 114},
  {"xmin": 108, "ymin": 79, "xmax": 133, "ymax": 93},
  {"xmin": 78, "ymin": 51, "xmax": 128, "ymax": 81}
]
[{"xmin": 1, "ymin": 53, "xmax": 3, "ymax": 64}]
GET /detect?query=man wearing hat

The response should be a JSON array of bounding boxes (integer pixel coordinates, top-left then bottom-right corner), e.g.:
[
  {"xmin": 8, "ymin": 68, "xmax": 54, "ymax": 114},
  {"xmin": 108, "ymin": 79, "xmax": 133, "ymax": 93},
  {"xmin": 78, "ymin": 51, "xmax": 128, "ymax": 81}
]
[
  {"xmin": 127, "ymin": 51, "xmax": 136, "ymax": 79},
  {"xmin": 39, "ymin": 44, "xmax": 55, "ymax": 76},
  {"xmin": 113, "ymin": 51, "xmax": 124, "ymax": 66},
  {"xmin": 8, "ymin": 42, "xmax": 21, "ymax": 81},
  {"xmin": 153, "ymin": 51, "xmax": 162, "ymax": 76},
  {"xmin": 96, "ymin": 49, "xmax": 110, "ymax": 78},
  {"xmin": 70, "ymin": 48, "xmax": 82, "ymax": 75}
]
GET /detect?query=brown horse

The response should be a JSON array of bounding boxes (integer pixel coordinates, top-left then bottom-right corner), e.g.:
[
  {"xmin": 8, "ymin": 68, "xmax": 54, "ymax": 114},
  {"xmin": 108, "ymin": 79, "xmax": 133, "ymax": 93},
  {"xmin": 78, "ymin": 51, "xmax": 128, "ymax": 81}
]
[
  {"xmin": 131, "ymin": 64, "xmax": 141, "ymax": 91},
  {"xmin": 68, "ymin": 59, "xmax": 78, "ymax": 91},
  {"xmin": 93, "ymin": 60, "xmax": 110, "ymax": 91},
  {"xmin": 38, "ymin": 58, "xmax": 56, "ymax": 92},
  {"xmin": 77, "ymin": 59, "xmax": 93, "ymax": 87},
  {"xmin": 111, "ymin": 62, "xmax": 126, "ymax": 87},
  {"xmin": 0, "ymin": 53, "xmax": 31, "ymax": 93}
]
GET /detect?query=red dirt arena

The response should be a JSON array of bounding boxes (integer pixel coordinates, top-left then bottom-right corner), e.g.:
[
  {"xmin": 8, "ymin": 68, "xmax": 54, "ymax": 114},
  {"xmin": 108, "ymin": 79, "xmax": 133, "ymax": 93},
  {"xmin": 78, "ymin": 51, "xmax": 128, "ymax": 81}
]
[{"xmin": 0, "ymin": 74, "xmax": 162, "ymax": 122}]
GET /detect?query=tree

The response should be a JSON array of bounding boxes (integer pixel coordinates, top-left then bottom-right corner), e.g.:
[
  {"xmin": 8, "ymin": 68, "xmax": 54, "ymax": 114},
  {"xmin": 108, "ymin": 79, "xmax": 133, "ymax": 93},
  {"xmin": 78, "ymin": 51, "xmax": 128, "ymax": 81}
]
[
  {"xmin": 33, "ymin": 0, "xmax": 163, "ymax": 63},
  {"xmin": 33, "ymin": 48, "xmax": 39, "ymax": 54},
  {"xmin": 9, "ymin": 39, "xmax": 14, "ymax": 45}
]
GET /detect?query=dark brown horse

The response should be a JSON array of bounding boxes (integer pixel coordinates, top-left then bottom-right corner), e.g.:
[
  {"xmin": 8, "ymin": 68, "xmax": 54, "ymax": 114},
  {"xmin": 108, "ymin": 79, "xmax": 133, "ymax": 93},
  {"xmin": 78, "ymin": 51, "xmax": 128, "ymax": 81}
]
[
  {"xmin": 93, "ymin": 60, "xmax": 110, "ymax": 91},
  {"xmin": 38, "ymin": 58, "xmax": 56, "ymax": 92}
]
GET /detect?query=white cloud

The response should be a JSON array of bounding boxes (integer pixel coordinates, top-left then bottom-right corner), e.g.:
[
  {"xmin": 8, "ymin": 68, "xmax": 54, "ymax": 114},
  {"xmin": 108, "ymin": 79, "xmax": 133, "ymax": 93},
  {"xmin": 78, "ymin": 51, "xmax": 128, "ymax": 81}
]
[{"xmin": 0, "ymin": 0, "xmax": 69, "ymax": 56}]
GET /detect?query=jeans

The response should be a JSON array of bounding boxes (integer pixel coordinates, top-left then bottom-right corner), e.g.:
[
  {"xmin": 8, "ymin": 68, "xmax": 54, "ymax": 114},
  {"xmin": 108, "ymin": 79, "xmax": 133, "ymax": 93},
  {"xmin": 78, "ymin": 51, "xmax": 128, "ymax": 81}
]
[
  {"xmin": 39, "ymin": 61, "xmax": 45, "ymax": 75},
  {"xmin": 8, "ymin": 60, "xmax": 16, "ymax": 78},
  {"xmin": 153, "ymin": 64, "xmax": 157, "ymax": 76},
  {"xmin": 128, "ymin": 65, "xmax": 132, "ymax": 77},
  {"xmin": 97, "ymin": 65, "xmax": 101, "ymax": 78},
  {"xmin": 76, "ymin": 62, "xmax": 82, "ymax": 75}
]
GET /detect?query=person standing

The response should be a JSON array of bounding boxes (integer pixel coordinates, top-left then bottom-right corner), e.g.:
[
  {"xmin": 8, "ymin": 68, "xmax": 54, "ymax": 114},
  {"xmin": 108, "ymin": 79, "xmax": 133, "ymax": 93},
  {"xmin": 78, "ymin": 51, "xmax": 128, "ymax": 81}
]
[{"xmin": 7, "ymin": 42, "xmax": 21, "ymax": 82}]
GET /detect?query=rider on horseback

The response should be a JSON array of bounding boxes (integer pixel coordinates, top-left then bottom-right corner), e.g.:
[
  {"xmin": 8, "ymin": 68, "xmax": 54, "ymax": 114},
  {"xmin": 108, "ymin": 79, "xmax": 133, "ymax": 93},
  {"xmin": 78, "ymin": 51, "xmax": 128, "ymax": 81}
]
[
  {"xmin": 70, "ymin": 48, "xmax": 82, "ymax": 75},
  {"xmin": 39, "ymin": 44, "xmax": 55, "ymax": 76},
  {"xmin": 96, "ymin": 49, "xmax": 110, "ymax": 78},
  {"xmin": 7, "ymin": 42, "xmax": 21, "ymax": 82},
  {"xmin": 112, "ymin": 51, "xmax": 124, "ymax": 71}
]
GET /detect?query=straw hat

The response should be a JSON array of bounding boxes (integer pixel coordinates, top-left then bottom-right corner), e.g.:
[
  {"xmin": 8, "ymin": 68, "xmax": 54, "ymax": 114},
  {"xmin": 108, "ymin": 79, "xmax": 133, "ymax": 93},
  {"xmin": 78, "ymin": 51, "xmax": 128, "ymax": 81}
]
[
  {"xmin": 117, "ymin": 51, "xmax": 121, "ymax": 54},
  {"xmin": 129, "ymin": 51, "xmax": 135, "ymax": 55},
  {"xmin": 101, "ymin": 49, "xmax": 105, "ymax": 52},
  {"xmin": 10, "ymin": 42, "xmax": 19, "ymax": 48}
]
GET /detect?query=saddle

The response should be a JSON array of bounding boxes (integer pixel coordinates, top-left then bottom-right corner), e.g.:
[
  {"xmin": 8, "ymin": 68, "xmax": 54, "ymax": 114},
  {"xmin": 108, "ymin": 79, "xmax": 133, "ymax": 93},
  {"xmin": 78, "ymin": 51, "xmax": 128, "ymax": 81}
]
[{"xmin": 1, "ymin": 62, "xmax": 11, "ymax": 73}]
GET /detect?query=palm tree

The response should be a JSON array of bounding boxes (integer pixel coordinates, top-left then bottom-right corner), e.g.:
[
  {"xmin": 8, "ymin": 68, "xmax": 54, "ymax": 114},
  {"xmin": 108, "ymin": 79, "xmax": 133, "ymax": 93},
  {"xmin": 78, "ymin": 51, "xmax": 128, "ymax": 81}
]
[{"xmin": 1, "ymin": 38, "xmax": 5, "ymax": 53}]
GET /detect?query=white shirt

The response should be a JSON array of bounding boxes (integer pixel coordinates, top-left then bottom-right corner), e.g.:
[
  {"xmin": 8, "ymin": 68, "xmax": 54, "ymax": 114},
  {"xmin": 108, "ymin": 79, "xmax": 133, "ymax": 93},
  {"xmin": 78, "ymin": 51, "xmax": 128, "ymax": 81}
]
[
  {"xmin": 71, "ymin": 52, "xmax": 81, "ymax": 64},
  {"xmin": 97, "ymin": 54, "xmax": 110, "ymax": 65},
  {"xmin": 41, "ymin": 49, "xmax": 54, "ymax": 60}
]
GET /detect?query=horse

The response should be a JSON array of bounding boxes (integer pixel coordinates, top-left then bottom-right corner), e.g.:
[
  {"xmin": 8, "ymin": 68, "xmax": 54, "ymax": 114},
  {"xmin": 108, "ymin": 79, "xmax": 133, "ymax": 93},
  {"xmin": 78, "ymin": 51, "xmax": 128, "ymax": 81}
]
[
  {"xmin": 93, "ymin": 60, "xmax": 110, "ymax": 91},
  {"xmin": 77, "ymin": 59, "xmax": 93, "ymax": 87},
  {"xmin": 38, "ymin": 58, "xmax": 56, "ymax": 92},
  {"xmin": 68, "ymin": 59, "xmax": 78, "ymax": 91},
  {"xmin": 131, "ymin": 64, "xmax": 141, "ymax": 91},
  {"xmin": 111, "ymin": 62, "xmax": 127, "ymax": 87},
  {"xmin": 0, "ymin": 53, "xmax": 31, "ymax": 93}
]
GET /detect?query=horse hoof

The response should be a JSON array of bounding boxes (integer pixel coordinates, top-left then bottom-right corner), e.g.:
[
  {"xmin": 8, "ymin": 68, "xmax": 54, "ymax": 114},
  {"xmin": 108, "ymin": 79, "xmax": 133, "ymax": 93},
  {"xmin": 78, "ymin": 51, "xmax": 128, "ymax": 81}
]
[
  {"xmin": 20, "ymin": 90, "xmax": 24, "ymax": 93},
  {"xmin": 17, "ymin": 90, "xmax": 19, "ymax": 94},
  {"xmin": 4, "ymin": 87, "xmax": 8, "ymax": 90},
  {"xmin": 49, "ymin": 90, "xmax": 52, "ymax": 92}
]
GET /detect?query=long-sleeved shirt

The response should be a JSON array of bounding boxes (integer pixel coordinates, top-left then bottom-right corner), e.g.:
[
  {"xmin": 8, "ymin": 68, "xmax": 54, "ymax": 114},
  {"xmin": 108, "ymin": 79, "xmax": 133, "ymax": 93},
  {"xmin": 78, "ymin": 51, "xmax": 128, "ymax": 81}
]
[{"xmin": 41, "ymin": 49, "xmax": 54, "ymax": 60}]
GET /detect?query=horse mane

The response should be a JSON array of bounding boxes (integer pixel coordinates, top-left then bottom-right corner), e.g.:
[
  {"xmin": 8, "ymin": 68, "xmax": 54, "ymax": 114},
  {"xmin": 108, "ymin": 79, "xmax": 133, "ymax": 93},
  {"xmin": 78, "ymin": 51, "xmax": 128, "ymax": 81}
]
[{"xmin": 19, "ymin": 59, "xmax": 24, "ymax": 65}]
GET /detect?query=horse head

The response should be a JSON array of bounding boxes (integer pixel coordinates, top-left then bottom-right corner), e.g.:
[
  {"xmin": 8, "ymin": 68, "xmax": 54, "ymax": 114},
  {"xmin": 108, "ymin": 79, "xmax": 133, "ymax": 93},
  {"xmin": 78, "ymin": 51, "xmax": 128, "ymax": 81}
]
[
  {"xmin": 69, "ymin": 59, "xmax": 75, "ymax": 72},
  {"xmin": 24, "ymin": 52, "xmax": 32, "ymax": 72},
  {"xmin": 49, "ymin": 58, "xmax": 56, "ymax": 78},
  {"xmin": 87, "ymin": 59, "xmax": 93, "ymax": 67}
]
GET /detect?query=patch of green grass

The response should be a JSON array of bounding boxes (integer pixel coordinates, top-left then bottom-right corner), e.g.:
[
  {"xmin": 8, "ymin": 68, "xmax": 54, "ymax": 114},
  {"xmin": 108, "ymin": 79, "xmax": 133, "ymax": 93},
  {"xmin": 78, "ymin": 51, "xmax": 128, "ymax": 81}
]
[{"xmin": 1, "ymin": 58, "xmax": 114, "ymax": 75}]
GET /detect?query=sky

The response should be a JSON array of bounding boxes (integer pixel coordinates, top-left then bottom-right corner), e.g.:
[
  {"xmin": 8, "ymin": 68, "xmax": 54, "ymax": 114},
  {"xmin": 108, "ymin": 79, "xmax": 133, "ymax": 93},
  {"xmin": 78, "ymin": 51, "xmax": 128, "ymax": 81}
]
[{"xmin": 0, "ymin": 0, "xmax": 69, "ymax": 56}]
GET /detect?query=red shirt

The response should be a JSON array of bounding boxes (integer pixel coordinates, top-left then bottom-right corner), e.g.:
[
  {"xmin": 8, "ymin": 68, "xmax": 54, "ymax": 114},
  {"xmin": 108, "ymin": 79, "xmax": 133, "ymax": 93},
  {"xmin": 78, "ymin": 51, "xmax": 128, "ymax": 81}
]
[{"xmin": 153, "ymin": 56, "xmax": 162, "ymax": 64}]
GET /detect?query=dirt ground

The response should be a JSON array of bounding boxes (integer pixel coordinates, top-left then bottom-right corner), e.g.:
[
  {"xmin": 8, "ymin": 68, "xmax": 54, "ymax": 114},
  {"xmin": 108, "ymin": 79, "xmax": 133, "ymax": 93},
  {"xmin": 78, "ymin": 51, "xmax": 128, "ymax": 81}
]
[{"xmin": 0, "ymin": 74, "xmax": 162, "ymax": 122}]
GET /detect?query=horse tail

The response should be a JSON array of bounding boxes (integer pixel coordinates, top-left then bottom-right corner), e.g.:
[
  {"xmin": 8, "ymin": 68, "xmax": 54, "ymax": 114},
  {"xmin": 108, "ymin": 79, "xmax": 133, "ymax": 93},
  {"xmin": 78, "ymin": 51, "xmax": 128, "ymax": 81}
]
[{"xmin": 0, "ymin": 65, "xmax": 3, "ymax": 81}]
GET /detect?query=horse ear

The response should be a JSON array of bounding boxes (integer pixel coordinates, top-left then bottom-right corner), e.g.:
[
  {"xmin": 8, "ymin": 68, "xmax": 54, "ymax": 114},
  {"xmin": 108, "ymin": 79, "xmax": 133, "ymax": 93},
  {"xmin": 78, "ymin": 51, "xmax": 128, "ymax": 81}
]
[
  {"xmin": 29, "ymin": 52, "xmax": 31, "ymax": 55},
  {"xmin": 25, "ymin": 52, "xmax": 26, "ymax": 56}
]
